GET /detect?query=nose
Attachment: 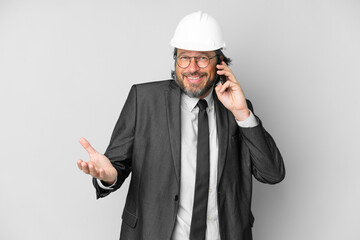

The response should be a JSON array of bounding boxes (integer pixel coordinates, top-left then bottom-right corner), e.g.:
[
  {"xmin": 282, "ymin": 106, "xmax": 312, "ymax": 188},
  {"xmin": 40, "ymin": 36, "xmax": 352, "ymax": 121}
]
[{"xmin": 187, "ymin": 57, "xmax": 200, "ymax": 72}]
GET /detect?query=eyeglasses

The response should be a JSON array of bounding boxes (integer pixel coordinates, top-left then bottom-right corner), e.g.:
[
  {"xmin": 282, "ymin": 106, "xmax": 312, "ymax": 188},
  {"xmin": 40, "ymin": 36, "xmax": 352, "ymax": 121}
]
[{"xmin": 176, "ymin": 55, "xmax": 217, "ymax": 69}]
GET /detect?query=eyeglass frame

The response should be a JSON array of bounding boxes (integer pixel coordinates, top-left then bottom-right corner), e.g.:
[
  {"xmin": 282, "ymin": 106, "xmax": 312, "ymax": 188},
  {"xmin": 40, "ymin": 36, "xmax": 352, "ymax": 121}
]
[{"xmin": 175, "ymin": 54, "xmax": 218, "ymax": 69}]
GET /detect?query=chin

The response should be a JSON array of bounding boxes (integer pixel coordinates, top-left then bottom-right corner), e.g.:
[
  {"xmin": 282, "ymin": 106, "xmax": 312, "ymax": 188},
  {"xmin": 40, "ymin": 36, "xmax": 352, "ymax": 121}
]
[{"xmin": 183, "ymin": 84, "xmax": 213, "ymax": 98}]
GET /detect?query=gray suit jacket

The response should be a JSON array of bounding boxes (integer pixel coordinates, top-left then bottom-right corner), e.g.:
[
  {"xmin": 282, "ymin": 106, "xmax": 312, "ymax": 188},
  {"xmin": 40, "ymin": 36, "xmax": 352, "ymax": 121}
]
[{"xmin": 93, "ymin": 80, "xmax": 285, "ymax": 240}]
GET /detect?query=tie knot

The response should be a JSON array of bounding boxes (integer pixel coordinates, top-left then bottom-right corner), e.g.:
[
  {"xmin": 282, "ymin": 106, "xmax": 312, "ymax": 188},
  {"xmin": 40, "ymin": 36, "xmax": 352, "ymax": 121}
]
[{"xmin": 197, "ymin": 99, "xmax": 208, "ymax": 111}]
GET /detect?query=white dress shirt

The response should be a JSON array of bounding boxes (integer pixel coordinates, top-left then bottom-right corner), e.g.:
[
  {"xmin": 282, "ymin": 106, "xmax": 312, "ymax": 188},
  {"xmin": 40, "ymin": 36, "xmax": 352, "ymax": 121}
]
[
  {"xmin": 171, "ymin": 91, "xmax": 258, "ymax": 240},
  {"xmin": 98, "ymin": 91, "xmax": 258, "ymax": 240}
]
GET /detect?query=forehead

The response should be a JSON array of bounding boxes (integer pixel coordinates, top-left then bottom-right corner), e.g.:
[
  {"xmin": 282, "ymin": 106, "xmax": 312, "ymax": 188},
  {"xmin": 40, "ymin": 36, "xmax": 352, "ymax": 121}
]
[{"xmin": 177, "ymin": 49, "xmax": 215, "ymax": 56}]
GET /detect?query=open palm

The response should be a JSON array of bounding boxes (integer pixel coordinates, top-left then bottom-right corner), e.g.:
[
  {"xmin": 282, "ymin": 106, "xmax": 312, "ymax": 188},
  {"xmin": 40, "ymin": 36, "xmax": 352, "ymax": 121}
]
[{"xmin": 77, "ymin": 137, "xmax": 117, "ymax": 185}]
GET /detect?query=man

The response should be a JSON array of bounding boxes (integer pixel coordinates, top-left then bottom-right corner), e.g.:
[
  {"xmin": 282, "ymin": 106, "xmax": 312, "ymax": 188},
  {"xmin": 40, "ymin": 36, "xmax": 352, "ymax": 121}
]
[{"xmin": 77, "ymin": 11, "xmax": 285, "ymax": 240}]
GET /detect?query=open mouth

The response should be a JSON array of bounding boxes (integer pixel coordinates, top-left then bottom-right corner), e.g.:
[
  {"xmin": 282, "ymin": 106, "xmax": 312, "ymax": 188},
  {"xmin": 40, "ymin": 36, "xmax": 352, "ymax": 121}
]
[{"xmin": 185, "ymin": 75, "xmax": 204, "ymax": 84}]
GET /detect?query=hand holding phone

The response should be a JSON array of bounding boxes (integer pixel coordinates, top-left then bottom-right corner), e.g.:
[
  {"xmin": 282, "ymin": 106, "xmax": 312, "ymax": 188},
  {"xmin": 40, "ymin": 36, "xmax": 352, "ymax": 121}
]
[{"xmin": 215, "ymin": 61, "xmax": 250, "ymax": 121}]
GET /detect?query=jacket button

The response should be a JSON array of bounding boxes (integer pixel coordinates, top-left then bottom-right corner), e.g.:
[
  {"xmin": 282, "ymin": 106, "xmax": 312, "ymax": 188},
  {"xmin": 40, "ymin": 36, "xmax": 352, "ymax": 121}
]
[{"xmin": 174, "ymin": 195, "xmax": 179, "ymax": 201}]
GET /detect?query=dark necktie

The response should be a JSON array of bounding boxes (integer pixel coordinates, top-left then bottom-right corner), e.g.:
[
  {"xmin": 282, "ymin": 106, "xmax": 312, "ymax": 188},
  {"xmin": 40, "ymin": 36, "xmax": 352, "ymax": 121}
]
[{"xmin": 190, "ymin": 99, "xmax": 210, "ymax": 240}]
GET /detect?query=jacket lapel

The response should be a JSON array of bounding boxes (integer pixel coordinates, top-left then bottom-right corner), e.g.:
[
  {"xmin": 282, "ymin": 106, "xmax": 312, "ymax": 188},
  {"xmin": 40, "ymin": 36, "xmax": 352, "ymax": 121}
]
[
  {"xmin": 164, "ymin": 83, "xmax": 229, "ymax": 186},
  {"xmin": 165, "ymin": 81, "xmax": 182, "ymax": 185},
  {"xmin": 213, "ymin": 91, "xmax": 229, "ymax": 184}
]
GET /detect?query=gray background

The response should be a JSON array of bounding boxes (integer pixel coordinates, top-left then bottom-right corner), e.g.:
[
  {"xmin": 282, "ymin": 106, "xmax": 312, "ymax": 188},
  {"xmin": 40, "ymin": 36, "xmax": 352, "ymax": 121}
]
[{"xmin": 1, "ymin": 0, "xmax": 359, "ymax": 239}]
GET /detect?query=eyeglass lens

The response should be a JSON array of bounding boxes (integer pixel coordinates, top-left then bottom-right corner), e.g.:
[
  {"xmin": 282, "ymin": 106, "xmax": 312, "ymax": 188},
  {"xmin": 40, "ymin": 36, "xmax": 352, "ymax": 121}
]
[{"xmin": 177, "ymin": 56, "xmax": 212, "ymax": 68}]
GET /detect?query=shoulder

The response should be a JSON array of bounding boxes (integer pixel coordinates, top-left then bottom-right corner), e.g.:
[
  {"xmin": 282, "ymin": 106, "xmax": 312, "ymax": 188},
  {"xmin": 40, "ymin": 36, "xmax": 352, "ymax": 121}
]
[
  {"xmin": 134, "ymin": 79, "xmax": 177, "ymax": 93},
  {"xmin": 129, "ymin": 79, "xmax": 179, "ymax": 103}
]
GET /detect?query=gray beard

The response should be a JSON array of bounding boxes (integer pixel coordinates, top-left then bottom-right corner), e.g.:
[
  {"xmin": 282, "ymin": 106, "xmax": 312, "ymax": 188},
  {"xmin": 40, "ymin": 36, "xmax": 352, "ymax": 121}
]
[{"xmin": 174, "ymin": 74, "xmax": 215, "ymax": 98}]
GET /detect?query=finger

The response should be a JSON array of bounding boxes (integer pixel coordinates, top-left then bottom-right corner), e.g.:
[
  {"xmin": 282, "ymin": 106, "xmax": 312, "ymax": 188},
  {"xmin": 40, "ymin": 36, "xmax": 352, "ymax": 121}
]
[
  {"xmin": 215, "ymin": 83, "xmax": 223, "ymax": 95},
  {"xmin": 88, "ymin": 163, "xmax": 99, "ymax": 179},
  {"xmin": 216, "ymin": 62, "xmax": 232, "ymax": 74},
  {"xmin": 99, "ymin": 168, "xmax": 105, "ymax": 180},
  {"xmin": 217, "ymin": 61, "xmax": 231, "ymax": 71},
  {"xmin": 219, "ymin": 80, "xmax": 232, "ymax": 93},
  {"xmin": 77, "ymin": 159, "xmax": 83, "ymax": 170},
  {"xmin": 217, "ymin": 69, "xmax": 238, "ymax": 84},
  {"xmin": 79, "ymin": 137, "xmax": 96, "ymax": 155},
  {"xmin": 215, "ymin": 83, "xmax": 228, "ymax": 99},
  {"xmin": 216, "ymin": 67, "xmax": 233, "ymax": 76},
  {"xmin": 215, "ymin": 81, "xmax": 225, "ymax": 93},
  {"xmin": 216, "ymin": 64, "xmax": 225, "ymax": 70},
  {"xmin": 216, "ymin": 70, "xmax": 232, "ymax": 84},
  {"xmin": 81, "ymin": 161, "xmax": 90, "ymax": 174}
]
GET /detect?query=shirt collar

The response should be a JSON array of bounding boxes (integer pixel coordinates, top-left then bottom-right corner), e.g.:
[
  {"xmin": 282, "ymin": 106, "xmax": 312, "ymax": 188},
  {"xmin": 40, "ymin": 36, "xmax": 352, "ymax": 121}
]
[{"xmin": 181, "ymin": 90, "xmax": 214, "ymax": 112}]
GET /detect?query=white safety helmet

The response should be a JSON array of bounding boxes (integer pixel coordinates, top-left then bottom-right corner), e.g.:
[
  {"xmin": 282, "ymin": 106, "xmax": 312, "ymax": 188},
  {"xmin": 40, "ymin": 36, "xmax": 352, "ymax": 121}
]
[{"xmin": 170, "ymin": 11, "xmax": 226, "ymax": 51}]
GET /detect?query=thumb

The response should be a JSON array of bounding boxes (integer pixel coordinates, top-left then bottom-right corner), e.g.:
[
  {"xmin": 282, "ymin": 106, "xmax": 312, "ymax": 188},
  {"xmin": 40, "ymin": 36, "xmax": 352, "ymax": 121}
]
[{"xmin": 215, "ymin": 82, "xmax": 222, "ymax": 94}]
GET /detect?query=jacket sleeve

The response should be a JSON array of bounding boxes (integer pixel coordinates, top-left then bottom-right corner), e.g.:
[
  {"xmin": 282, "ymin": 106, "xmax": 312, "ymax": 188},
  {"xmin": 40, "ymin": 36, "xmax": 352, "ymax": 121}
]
[
  {"xmin": 240, "ymin": 99, "xmax": 285, "ymax": 184},
  {"xmin": 92, "ymin": 85, "xmax": 137, "ymax": 198}
]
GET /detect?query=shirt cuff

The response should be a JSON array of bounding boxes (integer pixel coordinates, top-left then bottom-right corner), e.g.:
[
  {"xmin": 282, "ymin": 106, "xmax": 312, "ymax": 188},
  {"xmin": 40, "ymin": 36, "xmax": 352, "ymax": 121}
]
[
  {"xmin": 236, "ymin": 111, "xmax": 258, "ymax": 128},
  {"xmin": 97, "ymin": 177, "xmax": 117, "ymax": 190}
]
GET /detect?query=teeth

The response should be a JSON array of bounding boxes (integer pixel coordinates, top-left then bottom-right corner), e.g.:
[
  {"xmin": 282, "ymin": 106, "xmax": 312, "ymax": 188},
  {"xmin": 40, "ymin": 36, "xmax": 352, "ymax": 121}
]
[{"xmin": 187, "ymin": 76, "xmax": 201, "ymax": 80}]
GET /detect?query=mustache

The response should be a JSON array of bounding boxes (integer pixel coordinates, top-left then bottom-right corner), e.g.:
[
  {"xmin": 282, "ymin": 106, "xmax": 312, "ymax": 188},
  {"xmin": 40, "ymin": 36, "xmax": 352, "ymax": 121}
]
[{"xmin": 183, "ymin": 72, "xmax": 207, "ymax": 77}]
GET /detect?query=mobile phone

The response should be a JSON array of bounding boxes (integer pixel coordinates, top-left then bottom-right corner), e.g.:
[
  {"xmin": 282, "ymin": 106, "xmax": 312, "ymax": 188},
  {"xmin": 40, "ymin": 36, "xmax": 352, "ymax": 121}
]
[
  {"xmin": 219, "ymin": 75, "xmax": 226, "ymax": 84},
  {"xmin": 216, "ymin": 57, "xmax": 226, "ymax": 84}
]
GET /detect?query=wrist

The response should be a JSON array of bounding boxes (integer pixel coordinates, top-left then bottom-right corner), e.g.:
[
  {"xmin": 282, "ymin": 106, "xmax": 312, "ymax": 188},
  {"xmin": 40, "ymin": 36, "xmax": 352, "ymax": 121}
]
[
  {"xmin": 102, "ymin": 169, "xmax": 118, "ymax": 186},
  {"xmin": 232, "ymin": 108, "xmax": 250, "ymax": 121},
  {"xmin": 101, "ymin": 179, "xmax": 116, "ymax": 186}
]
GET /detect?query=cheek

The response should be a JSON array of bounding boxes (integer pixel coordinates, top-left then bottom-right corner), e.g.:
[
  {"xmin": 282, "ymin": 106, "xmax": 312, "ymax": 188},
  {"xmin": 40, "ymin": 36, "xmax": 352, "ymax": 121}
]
[
  {"xmin": 207, "ymin": 67, "xmax": 217, "ymax": 79},
  {"xmin": 175, "ymin": 67, "xmax": 183, "ymax": 78}
]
